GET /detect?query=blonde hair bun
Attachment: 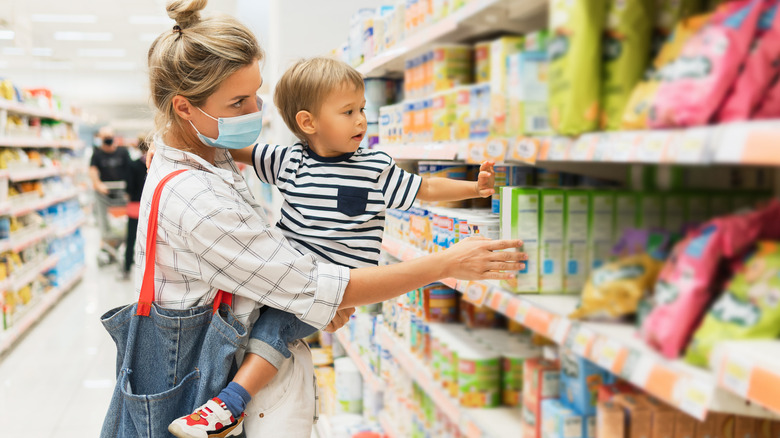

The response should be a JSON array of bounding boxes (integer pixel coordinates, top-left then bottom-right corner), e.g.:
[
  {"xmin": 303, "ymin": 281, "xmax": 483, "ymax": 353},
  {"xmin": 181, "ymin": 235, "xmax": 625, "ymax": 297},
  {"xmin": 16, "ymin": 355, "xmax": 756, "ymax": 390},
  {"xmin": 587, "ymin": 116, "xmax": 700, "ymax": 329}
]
[{"xmin": 166, "ymin": 0, "xmax": 207, "ymax": 29}]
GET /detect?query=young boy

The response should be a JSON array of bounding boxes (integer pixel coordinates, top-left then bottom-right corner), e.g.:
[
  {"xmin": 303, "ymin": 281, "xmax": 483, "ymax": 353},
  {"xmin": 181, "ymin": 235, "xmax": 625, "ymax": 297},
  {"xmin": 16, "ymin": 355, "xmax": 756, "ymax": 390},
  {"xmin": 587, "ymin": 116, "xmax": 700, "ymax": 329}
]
[{"xmin": 169, "ymin": 57, "xmax": 496, "ymax": 437}]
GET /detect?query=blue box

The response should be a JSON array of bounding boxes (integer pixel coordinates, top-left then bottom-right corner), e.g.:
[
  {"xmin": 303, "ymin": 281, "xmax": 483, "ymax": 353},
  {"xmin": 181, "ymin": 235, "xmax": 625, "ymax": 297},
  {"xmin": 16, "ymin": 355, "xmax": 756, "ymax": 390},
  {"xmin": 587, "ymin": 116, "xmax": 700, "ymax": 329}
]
[
  {"xmin": 542, "ymin": 399, "xmax": 584, "ymax": 438},
  {"xmin": 559, "ymin": 349, "xmax": 610, "ymax": 416}
]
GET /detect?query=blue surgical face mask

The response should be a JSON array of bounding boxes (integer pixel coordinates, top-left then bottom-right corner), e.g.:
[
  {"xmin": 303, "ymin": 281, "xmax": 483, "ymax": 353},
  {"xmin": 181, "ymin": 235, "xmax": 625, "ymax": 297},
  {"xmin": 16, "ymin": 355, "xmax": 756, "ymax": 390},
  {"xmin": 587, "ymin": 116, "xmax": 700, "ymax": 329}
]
[{"xmin": 189, "ymin": 96, "xmax": 264, "ymax": 150}]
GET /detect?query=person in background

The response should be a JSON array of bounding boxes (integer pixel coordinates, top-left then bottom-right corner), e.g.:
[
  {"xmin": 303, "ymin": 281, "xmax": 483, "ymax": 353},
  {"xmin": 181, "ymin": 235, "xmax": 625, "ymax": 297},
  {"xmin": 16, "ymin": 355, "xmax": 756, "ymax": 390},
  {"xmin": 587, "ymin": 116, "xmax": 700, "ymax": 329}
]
[
  {"xmin": 119, "ymin": 136, "xmax": 149, "ymax": 281},
  {"xmin": 89, "ymin": 127, "xmax": 132, "ymax": 239}
]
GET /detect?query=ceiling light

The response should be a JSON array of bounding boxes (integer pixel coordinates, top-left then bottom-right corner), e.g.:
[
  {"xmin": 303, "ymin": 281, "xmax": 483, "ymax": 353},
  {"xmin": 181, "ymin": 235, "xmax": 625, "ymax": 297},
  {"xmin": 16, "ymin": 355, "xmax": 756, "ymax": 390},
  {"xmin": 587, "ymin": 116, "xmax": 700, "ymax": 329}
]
[
  {"xmin": 2, "ymin": 47, "xmax": 25, "ymax": 55},
  {"xmin": 0, "ymin": 30, "xmax": 14, "ymax": 40},
  {"xmin": 77, "ymin": 48, "xmax": 126, "ymax": 57},
  {"xmin": 95, "ymin": 61, "xmax": 137, "ymax": 71},
  {"xmin": 129, "ymin": 16, "xmax": 173, "ymax": 25},
  {"xmin": 31, "ymin": 48, "xmax": 53, "ymax": 57},
  {"xmin": 33, "ymin": 61, "xmax": 73, "ymax": 70},
  {"xmin": 31, "ymin": 14, "xmax": 97, "ymax": 23},
  {"xmin": 54, "ymin": 31, "xmax": 113, "ymax": 41}
]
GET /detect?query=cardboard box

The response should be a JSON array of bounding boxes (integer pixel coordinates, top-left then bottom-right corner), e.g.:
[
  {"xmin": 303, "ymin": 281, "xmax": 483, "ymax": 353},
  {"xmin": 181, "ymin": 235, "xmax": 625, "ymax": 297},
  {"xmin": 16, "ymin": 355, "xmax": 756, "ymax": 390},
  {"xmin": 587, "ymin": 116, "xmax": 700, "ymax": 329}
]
[
  {"xmin": 475, "ymin": 41, "xmax": 491, "ymax": 84},
  {"xmin": 597, "ymin": 401, "xmax": 626, "ymax": 438},
  {"xmin": 585, "ymin": 415, "xmax": 596, "ymax": 438},
  {"xmin": 540, "ymin": 189, "xmax": 565, "ymax": 293},
  {"xmin": 524, "ymin": 357, "xmax": 561, "ymax": 405},
  {"xmin": 524, "ymin": 398, "xmax": 542, "ymax": 438},
  {"xmin": 701, "ymin": 413, "xmax": 735, "ymax": 438},
  {"xmin": 543, "ymin": 399, "xmax": 585, "ymax": 438},
  {"xmin": 645, "ymin": 398, "xmax": 676, "ymax": 438},
  {"xmin": 638, "ymin": 193, "xmax": 664, "ymax": 230},
  {"xmin": 500, "ymin": 187, "xmax": 540, "ymax": 293},
  {"xmin": 734, "ymin": 417, "xmax": 757, "ymax": 438},
  {"xmin": 589, "ymin": 190, "xmax": 616, "ymax": 271},
  {"xmin": 489, "ymin": 36, "xmax": 525, "ymax": 137},
  {"xmin": 674, "ymin": 412, "xmax": 698, "ymax": 438},
  {"xmin": 507, "ymin": 51, "xmax": 551, "ymax": 136},
  {"xmin": 564, "ymin": 190, "xmax": 591, "ymax": 293},
  {"xmin": 615, "ymin": 192, "xmax": 639, "ymax": 242},
  {"xmin": 598, "ymin": 381, "xmax": 638, "ymax": 403},
  {"xmin": 614, "ymin": 394, "xmax": 652, "ymax": 438},
  {"xmin": 559, "ymin": 349, "xmax": 609, "ymax": 416},
  {"xmin": 663, "ymin": 193, "xmax": 687, "ymax": 234}
]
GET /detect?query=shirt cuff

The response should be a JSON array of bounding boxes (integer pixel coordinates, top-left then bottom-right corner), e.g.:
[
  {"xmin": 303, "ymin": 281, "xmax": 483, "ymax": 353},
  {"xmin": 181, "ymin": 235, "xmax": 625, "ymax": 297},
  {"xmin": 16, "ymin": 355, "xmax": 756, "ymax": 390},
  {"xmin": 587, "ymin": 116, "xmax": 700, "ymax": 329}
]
[{"xmin": 300, "ymin": 262, "xmax": 350, "ymax": 330}]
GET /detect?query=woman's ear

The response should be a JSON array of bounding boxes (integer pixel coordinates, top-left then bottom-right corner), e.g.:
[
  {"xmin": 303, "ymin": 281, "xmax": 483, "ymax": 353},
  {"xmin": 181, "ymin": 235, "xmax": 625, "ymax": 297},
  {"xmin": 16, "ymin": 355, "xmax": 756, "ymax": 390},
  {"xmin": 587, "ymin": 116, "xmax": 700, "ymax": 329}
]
[
  {"xmin": 296, "ymin": 110, "xmax": 317, "ymax": 135},
  {"xmin": 172, "ymin": 95, "xmax": 196, "ymax": 121}
]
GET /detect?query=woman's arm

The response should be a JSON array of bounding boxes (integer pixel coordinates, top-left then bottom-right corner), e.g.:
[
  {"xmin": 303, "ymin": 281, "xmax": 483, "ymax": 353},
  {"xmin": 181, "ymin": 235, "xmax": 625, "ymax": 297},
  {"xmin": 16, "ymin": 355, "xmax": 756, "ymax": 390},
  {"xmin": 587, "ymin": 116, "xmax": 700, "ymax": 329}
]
[
  {"xmin": 340, "ymin": 237, "xmax": 524, "ymax": 309},
  {"xmin": 417, "ymin": 161, "xmax": 495, "ymax": 202}
]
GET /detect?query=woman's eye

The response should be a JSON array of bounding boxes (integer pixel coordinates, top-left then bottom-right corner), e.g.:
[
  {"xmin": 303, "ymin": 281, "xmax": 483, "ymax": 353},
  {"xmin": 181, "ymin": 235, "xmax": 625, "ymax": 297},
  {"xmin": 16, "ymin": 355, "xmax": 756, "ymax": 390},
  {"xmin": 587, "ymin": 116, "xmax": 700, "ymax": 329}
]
[{"xmin": 232, "ymin": 100, "xmax": 244, "ymax": 108}]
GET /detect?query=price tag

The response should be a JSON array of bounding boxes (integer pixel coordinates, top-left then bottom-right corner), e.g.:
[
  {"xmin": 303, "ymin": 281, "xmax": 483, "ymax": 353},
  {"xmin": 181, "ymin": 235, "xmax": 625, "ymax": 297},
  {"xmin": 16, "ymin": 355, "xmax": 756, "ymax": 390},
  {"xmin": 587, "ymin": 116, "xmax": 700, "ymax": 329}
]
[
  {"xmin": 611, "ymin": 134, "xmax": 636, "ymax": 162},
  {"xmin": 673, "ymin": 378, "xmax": 712, "ymax": 420},
  {"xmin": 627, "ymin": 354, "xmax": 655, "ymax": 388},
  {"xmin": 464, "ymin": 281, "xmax": 490, "ymax": 306},
  {"xmin": 511, "ymin": 137, "xmax": 540, "ymax": 164},
  {"xmin": 591, "ymin": 338, "xmax": 627, "ymax": 374},
  {"xmin": 569, "ymin": 327, "xmax": 596, "ymax": 357},
  {"xmin": 570, "ymin": 135, "xmax": 598, "ymax": 161},
  {"xmin": 719, "ymin": 354, "xmax": 752, "ymax": 397},
  {"xmin": 488, "ymin": 290, "xmax": 504, "ymax": 311},
  {"xmin": 505, "ymin": 298, "xmax": 521, "ymax": 321},
  {"xmin": 636, "ymin": 131, "xmax": 669, "ymax": 163},
  {"xmin": 467, "ymin": 142, "xmax": 486, "ymax": 164},
  {"xmin": 428, "ymin": 143, "xmax": 459, "ymax": 160},
  {"xmin": 550, "ymin": 317, "xmax": 572, "ymax": 344},
  {"xmin": 666, "ymin": 128, "xmax": 712, "ymax": 164},
  {"xmin": 547, "ymin": 137, "xmax": 572, "ymax": 160},
  {"xmin": 484, "ymin": 139, "xmax": 509, "ymax": 162}
]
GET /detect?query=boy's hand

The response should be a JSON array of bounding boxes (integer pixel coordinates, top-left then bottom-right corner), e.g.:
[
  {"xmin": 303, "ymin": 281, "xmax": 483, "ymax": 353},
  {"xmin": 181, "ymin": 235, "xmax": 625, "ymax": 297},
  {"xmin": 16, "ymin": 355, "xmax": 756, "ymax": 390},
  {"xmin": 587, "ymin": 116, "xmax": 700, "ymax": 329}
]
[{"xmin": 476, "ymin": 160, "xmax": 496, "ymax": 198}]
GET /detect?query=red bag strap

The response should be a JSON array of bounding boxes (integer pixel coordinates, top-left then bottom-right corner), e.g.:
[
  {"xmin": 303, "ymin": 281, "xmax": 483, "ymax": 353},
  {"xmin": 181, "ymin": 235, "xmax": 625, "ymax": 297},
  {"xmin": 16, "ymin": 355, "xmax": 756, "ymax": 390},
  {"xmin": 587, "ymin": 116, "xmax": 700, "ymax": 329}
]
[{"xmin": 136, "ymin": 169, "xmax": 231, "ymax": 316}]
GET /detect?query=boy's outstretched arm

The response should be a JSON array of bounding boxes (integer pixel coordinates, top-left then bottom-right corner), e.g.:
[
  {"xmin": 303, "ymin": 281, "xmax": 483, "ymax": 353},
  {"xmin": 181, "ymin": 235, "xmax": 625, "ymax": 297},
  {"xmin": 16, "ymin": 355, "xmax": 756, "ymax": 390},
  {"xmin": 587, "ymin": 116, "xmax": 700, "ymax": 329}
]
[
  {"xmin": 417, "ymin": 160, "xmax": 495, "ymax": 202},
  {"xmin": 228, "ymin": 145, "xmax": 255, "ymax": 165}
]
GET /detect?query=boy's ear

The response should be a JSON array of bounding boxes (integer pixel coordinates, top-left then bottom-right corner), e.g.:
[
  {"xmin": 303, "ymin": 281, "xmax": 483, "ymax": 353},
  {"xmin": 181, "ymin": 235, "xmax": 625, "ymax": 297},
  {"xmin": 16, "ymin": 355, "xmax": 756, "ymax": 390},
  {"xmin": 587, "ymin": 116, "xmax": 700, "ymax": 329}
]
[{"xmin": 296, "ymin": 110, "xmax": 317, "ymax": 135}]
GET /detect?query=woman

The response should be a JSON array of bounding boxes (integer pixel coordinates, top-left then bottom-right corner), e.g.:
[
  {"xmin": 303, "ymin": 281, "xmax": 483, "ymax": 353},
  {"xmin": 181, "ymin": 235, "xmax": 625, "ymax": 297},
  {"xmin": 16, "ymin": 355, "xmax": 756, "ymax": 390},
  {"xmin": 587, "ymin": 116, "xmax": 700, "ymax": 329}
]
[{"xmin": 131, "ymin": 0, "xmax": 525, "ymax": 436}]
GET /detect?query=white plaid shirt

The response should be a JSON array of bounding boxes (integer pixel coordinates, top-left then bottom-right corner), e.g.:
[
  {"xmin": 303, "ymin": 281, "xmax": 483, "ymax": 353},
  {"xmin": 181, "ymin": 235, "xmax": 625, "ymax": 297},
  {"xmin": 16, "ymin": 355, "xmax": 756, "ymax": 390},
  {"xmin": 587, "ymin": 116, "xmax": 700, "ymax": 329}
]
[{"xmin": 134, "ymin": 137, "xmax": 350, "ymax": 329}]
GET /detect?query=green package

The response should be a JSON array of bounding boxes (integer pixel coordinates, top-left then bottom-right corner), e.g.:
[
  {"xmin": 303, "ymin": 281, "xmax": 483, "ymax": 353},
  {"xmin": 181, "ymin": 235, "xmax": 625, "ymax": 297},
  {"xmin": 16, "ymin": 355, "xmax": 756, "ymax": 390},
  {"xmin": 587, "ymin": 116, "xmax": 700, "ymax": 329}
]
[
  {"xmin": 601, "ymin": 0, "xmax": 654, "ymax": 131},
  {"xmin": 589, "ymin": 190, "xmax": 616, "ymax": 271},
  {"xmin": 686, "ymin": 242, "xmax": 780, "ymax": 366},
  {"xmin": 548, "ymin": 0, "xmax": 609, "ymax": 135}
]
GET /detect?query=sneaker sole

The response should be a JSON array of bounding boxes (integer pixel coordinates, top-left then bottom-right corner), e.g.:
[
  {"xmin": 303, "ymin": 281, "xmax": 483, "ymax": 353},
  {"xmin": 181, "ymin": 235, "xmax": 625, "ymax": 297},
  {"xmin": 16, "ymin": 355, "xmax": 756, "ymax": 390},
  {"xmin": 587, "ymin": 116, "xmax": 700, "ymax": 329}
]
[{"xmin": 168, "ymin": 418, "xmax": 244, "ymax": 438}]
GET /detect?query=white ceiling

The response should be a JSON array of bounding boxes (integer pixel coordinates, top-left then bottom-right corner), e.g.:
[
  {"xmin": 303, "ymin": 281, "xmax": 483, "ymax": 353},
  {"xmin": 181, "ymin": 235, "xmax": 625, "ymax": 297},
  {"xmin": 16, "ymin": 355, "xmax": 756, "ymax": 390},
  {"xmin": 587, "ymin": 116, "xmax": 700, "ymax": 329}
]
[{"xmin": 0, "ymin": 0, "xmax": 237, "ymax": 130}]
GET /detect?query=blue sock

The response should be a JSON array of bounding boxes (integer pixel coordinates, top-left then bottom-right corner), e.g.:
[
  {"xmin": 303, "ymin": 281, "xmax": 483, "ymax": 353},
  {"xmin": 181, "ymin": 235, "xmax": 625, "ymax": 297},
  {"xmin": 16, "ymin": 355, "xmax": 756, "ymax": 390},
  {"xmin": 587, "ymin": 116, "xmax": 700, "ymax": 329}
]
[{"xmin": 217, "ymin": 382, "xmax": 252, "ymax": 418}]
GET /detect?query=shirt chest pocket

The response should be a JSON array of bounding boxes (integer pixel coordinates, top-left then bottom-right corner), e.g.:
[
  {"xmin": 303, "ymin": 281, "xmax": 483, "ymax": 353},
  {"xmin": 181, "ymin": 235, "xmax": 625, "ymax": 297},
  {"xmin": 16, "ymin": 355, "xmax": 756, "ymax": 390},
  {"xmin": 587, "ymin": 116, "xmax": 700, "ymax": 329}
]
[{"xmin": 337, "ymin": 186, "xmax": 369, "ymax": 217}]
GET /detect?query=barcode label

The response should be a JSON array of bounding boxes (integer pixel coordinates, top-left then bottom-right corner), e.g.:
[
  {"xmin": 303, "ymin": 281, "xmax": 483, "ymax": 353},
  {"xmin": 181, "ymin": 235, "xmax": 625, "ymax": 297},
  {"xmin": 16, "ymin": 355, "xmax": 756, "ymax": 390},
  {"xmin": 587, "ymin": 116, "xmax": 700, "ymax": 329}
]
[{"xmin": 529, "ymin": 116, "xmax": 549, "ymax": 132}]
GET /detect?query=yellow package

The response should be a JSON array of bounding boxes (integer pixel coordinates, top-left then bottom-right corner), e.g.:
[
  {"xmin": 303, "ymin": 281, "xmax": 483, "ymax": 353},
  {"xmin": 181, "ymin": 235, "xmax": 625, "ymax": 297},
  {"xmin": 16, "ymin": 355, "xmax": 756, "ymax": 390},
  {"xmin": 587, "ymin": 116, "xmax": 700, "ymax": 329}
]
[
  {"xmin": 621, "ymin": 13, "xmax": 711, "ymax": 129},
  {"xmin": 570, "ymin": 253, "xmax": 663, "ymax": 320}
]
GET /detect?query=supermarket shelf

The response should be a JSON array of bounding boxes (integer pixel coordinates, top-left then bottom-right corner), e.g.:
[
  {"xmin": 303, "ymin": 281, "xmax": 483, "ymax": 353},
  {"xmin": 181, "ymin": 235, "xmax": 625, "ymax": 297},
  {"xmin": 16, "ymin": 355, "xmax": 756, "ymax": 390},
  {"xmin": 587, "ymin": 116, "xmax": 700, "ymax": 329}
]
[
  {"xmin": 378, "ymin": 412, "xmax": 399, "ymax": 438},
  {"xmin": 379, "ymin": 325, "xmax": 524, "ymax": 438},
  {"xmin": 0, "ymin": 137, "xmax": 84, "ymax": 149},
  {"xmin": 335, "ymin": 330, "xmax": 385, "ymax": 392},
  {"xmin": 711, "ymin": 341, "xmax": 780, "ymax": 417},
  {"xmin": 381, "ymin": 238, "xmax": 780, "ymax": 420},
  {"xmin": 0, "ymin": 266, "xmax": 84, "ymax": 356},
  {"xmin": 10, "ymin": 189, "xmax": 81, "ymax": 218},
  {"xmin": 357, "ymin": 0, "xmax": 547, "ymax": 78},
  {"xmin": 55, "ymin": 217, "xmax": 87, "ymax": 239},
  {"xmin": 0, "ymin": 201, "xmax": 10, "ymax": 216},
  {"xmin": 9, "ymin": 225, "xmax": 55, "ymax": 252},
  {"xmin": 375, "ymin": 120, "xmax": 780, "ymax": 166},
  {"xmin": 0, "ymin": 99, "xmax": 81, "ymax": 124},
  {"xmin": 8, "ymin": 167, "xmax": 61, "ymax": 183},
  {"xmin": 9, "ymin": 254, "xmax": 60, "ymax": 292}
]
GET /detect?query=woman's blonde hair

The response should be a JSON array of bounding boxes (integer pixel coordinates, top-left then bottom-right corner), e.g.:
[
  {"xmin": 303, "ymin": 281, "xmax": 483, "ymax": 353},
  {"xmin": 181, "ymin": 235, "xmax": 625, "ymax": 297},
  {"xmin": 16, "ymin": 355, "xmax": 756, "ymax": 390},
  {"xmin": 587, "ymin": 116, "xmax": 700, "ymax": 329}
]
[
  {"xmin": 148, "ymin": 0, "xmax": 263, "ymax": 135},
  {"xmin": 274, "ymin": 57, "xmax": 365, "ymax": 142}
]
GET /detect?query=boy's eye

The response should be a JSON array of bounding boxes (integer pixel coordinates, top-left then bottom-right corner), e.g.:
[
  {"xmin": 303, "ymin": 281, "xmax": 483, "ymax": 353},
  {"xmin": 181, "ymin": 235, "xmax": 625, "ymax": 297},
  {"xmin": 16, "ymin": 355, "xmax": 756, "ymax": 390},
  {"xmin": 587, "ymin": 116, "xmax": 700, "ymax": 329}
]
[
  {"xmin": 345, "ymin": 110, "xmax": 353, "ymax": 115},
  {"xmin": 360, "ymin": 108, "xmax": 365, "ymax": 113}
]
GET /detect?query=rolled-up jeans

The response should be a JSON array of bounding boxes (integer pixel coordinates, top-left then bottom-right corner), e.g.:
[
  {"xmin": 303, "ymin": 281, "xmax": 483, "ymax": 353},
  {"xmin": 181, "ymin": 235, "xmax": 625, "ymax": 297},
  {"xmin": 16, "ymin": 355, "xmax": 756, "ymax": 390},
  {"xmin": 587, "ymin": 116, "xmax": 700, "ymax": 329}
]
[{"xmin": 246, "ymin": 306, "xmax": 318, "ymax": 370}]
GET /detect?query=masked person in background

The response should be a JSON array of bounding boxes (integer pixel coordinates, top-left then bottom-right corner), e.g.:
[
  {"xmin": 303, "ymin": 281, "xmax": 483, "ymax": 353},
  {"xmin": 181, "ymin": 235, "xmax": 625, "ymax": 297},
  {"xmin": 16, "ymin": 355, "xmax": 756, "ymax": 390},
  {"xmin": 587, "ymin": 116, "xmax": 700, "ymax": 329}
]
[
  {"xmin": 89, "ymin": 127, "xmax": 133, "ymax": 244},
  {"xmin": 118, "ymin": 136, "xmax": 149, "ymax": 281}
]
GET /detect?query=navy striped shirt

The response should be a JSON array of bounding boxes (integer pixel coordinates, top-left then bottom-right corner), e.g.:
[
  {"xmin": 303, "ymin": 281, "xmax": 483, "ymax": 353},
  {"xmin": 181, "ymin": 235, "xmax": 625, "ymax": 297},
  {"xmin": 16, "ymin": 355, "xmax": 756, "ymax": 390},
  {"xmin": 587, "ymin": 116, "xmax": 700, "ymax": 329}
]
[{"xmin": 252, "ymin": 143, "xmax": 422, "ymax": 268}]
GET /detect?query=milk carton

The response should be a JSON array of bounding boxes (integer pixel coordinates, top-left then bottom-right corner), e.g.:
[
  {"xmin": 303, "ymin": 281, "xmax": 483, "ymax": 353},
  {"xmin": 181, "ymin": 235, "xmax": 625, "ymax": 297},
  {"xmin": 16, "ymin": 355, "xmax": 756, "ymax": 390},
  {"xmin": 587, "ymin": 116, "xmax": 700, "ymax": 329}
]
[
  {"xmin": 500, "ymin": 186, "xmax": 540, "ymax": 293},
  {"xmin": 564, "ymin": 190, "xmax": 591, "ymax": 293},
  {"xmin": 540, "ymin": 189, "xmax": 565, "ymax": 293},
  {"xmin": 589, "ymin": 190, "xmax": 616, "ymax": 271}
]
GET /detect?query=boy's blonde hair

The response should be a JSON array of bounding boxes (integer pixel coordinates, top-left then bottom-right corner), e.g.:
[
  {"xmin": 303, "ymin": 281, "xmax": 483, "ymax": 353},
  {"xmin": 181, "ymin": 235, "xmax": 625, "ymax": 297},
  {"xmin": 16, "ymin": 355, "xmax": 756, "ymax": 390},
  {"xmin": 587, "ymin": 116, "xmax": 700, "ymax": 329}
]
[
  {"xmin": 147, "ymin": 0, "xmax": 264, "ymax": 136},
  {"xmin": 274, "ymin": 57, "xmax": 365, "ymax": 142}
]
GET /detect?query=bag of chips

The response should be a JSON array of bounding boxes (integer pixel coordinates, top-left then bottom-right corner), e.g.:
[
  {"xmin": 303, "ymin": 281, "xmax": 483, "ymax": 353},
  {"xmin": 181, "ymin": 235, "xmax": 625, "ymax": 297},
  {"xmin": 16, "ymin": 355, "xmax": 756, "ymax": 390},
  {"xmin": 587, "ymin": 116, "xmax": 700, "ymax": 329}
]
[
  {"xmin": 685, "ymin": 241, "xmax": 780, "ymax": 366},
  {"xmin": 640, "ymin": 200, "xmax": 780, "ymax": 358},
  {"xmin": 649, "ymin": 0, "xmax": 764, "ymax": 128},
  {"xmin": 716, "ymin": 0, "xmax": 780, "ymax": 122},
  {"xmin": 600, "ymin": 0, "xmax": 654, "ymax": 130},
  {"xmin": 621, "ymin": 13, "xmax": 712, "ymax": 129},
  {"xmin": 548, "ymin": 0, "xmax": 609, "ymax": 135},
  {"xmin": 570, "ymin": 253, "xmax": 664, "ymax": 321}
]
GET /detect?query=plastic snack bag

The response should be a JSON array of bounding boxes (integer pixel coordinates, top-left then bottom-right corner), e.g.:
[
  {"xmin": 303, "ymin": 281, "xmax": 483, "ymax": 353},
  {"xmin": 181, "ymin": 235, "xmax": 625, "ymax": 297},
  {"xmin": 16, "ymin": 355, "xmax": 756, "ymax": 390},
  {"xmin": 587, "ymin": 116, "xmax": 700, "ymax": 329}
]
[
  {"xmin": 716, "ymin": 0, "xmax": 780, "ymax": 122},
  {"xmin": 753, "ymin": 70, "xmax": 780, "ymax": 118},
  {"xmin": 548, "ymin": 0, "xmax": 609, "ymax": 135},
  {"xmin": 570, "ymin": 253, "xmax": 664, "ymax": 321},
  {"xmin": 649, "ymin": 0, "xmax": 764, "ymax": 128},
  {"xmin": 640, "ymin": 200, "xmax": 780, "ymax": 358},
  {"xmin": 685, "ymin": 241, "xmax": 780, "ymax": 366},
  {"xmin": 601, "ymin": 0, "xmax": 654, "ymax": 130},
  {"xmin": 621, "ymin": 13, "xmax": 712, "ymax": 129}
]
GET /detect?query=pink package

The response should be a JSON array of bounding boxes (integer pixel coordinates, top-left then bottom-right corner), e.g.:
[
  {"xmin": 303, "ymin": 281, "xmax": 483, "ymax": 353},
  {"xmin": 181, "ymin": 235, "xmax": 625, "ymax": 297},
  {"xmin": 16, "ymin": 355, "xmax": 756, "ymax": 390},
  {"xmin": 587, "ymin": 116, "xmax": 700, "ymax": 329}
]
[
  {"xmin": 649, "ymin": 0, "xmax": 763, "ymax": 128},
  {"xmin": 640, "ymin": 200, "xmax": 780, "ymax": 358},
  {"xmin": 717, "ymin": 0, "xmax": 780, "ymax": 122},
  {"xmin": 754, "ymin": 73, "xmax": 780, "ymax": 118}
]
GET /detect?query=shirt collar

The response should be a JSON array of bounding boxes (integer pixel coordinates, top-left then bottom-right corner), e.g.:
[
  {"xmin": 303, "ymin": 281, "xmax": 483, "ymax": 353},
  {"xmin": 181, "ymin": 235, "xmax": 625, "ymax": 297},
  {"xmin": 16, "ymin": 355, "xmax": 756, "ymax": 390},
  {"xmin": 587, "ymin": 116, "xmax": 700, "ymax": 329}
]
[{"xmin": 154, "ymin": 135, "xmax": 237, "ymax": 184}]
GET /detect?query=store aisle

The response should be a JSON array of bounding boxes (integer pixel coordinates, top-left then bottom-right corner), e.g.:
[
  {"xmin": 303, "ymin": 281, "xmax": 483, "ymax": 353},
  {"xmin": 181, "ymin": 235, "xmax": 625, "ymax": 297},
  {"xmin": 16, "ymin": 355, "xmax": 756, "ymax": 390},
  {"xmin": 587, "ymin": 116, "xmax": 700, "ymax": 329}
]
[{"xmin": 0, "ymin": 226, "xmax": 135, "ymax": 437}]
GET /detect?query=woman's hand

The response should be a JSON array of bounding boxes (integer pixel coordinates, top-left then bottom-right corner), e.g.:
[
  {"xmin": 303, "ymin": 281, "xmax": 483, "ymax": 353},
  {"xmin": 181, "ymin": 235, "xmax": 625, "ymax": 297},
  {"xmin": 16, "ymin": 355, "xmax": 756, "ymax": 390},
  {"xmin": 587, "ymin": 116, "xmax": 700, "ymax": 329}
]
[
  {"xmin": 439, "ymin": 236, "xmax": 526, "ymax": 281},
  {"xmin": 323, "ymin": 307, "xmax": 355, "ymax": 333}
]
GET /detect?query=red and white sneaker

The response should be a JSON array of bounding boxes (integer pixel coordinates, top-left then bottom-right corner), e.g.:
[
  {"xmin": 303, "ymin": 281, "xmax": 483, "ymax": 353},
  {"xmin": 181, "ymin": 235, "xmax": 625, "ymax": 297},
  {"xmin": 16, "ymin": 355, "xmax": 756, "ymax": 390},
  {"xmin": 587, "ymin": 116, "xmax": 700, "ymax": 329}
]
[{"xmin": 168, "ymin": 397, "xmax": 245, "ymax": 438}]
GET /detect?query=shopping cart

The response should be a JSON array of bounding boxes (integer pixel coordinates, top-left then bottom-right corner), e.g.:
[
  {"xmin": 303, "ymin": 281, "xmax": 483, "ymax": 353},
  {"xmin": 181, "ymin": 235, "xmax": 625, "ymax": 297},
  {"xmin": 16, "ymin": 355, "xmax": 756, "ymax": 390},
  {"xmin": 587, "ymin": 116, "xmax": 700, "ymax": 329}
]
[{"xmin": 95, "ymin": 181, "xmax": 128, "ymax": 268}]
